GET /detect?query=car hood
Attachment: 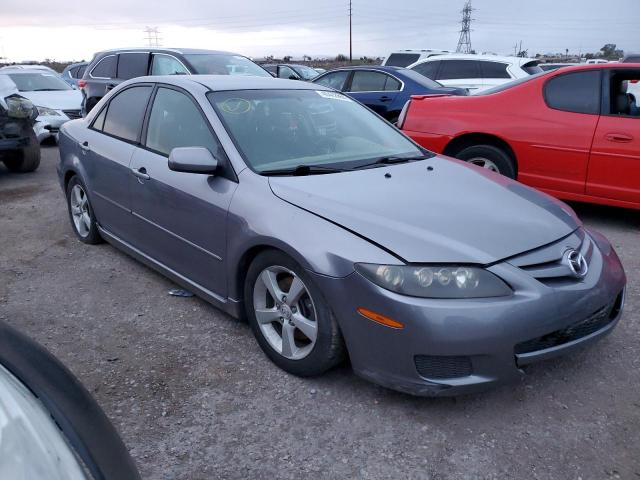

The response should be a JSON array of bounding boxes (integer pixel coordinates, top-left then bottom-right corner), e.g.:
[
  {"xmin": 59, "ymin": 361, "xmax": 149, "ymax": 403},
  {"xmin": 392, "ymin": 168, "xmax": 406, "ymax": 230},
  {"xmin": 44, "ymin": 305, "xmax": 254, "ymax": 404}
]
[
  {"xmin": 18, "ymin": 90, "xmax": 82, "ymax": 110},
  {"xmin": 268, "ymin": 156, "xmax": 579, "ymax": 264}
]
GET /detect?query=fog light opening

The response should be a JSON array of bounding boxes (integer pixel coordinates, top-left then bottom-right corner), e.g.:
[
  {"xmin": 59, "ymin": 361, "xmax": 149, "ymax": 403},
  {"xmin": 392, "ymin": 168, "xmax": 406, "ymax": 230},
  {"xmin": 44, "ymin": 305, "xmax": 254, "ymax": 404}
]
[{"xmin": 357, "ymin": 307, "xmax": 404, "ymax": 329}]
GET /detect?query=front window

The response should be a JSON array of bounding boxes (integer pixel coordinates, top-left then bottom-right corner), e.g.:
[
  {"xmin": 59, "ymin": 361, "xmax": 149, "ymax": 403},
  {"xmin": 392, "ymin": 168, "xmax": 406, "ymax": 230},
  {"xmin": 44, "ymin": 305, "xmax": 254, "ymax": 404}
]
[
  {"xmin": 183, "ymin": 54, "xmax": 270, "ymax": 77},
  {"xmin": 209, "ymin": 89, "xmax": 425, "ymax": 174},
  {"xmin": 8, "ymin": 73, "xmax": 71, "ymax": 92}
]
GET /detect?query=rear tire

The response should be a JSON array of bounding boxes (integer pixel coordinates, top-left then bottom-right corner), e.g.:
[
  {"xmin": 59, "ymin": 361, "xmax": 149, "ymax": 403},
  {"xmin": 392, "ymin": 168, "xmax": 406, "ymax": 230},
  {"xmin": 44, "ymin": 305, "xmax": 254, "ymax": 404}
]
[
  {"xmin": 455, "ymin": 144, "xmax": 516, "ymax": 179},
  {"xmin": 66, "ymin": 176, "xmax": 102, "ymax": 244},
  {"xmin": 2, "ymin": 128, "xmax": 40, "ymax": 173},
  {"xmin": 244, "ymin": 250, "xmax": 345, "ymax": 377}
]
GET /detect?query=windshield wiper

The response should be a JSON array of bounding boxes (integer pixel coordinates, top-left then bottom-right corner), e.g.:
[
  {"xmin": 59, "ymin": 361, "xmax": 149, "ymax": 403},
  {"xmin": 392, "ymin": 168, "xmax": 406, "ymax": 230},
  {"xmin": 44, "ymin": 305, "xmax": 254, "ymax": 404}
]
[
  {"xmin": 353, "ymin": 155, "xmax": 430, "ymax": 170},
  {"xmin": 261, "ymin": 164, "xmax": 348, "ymax": 176}
]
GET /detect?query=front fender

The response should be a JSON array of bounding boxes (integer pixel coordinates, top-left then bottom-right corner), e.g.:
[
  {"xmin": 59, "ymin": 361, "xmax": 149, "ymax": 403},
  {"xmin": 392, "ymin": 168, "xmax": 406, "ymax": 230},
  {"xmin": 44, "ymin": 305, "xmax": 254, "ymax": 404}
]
[{"xmin": 225, "ymin": 171, "xmax": 401, "ymax": 301}]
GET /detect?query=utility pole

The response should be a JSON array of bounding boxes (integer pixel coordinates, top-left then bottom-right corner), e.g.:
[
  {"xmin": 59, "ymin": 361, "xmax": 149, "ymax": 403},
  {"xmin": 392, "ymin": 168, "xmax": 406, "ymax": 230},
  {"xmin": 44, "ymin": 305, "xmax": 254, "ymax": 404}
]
[
  {"xmin": 456, "ymin": 0, "xmax": 473, "ymax": 54},
  {"xmin": 349, "ymin": 0, "xmax": 352, "ymax": 63}
]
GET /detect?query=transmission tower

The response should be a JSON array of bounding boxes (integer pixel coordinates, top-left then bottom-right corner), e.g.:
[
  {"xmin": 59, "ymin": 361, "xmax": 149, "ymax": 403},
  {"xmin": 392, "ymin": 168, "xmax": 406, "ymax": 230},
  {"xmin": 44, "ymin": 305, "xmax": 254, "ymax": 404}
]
[
  {"xmin": 144, "ymin": 26, "xmax": 161, "ymax": 47},
  {"xmin": 456, "ymin": 0, "xmax": 474, "ymax": 54}
]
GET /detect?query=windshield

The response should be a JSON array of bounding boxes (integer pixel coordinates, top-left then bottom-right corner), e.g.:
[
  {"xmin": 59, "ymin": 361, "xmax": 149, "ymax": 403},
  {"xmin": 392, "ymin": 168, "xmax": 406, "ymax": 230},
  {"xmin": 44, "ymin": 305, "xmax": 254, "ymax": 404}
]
[
  {"xmin": 292, "ymin": 65, "xmax": 319, "ymax": 80},
  {"xmin": 209, "ymin": 89, "xmax": 426, "ymax": 173},
  {"xmin": 8, "ymin": 72, "xmax": 71, "ymax": 91},
  {"xmin": 184, "ymin": 54, "xmax": 270, "ymax": 77}
]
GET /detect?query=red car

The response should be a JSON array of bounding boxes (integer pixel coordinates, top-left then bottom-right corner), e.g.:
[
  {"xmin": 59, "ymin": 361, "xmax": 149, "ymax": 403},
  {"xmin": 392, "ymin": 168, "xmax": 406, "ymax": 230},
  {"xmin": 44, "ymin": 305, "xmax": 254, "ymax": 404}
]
[{"xmin": 401, "ymin": 63, "xmax": 640, "ymax": 210}]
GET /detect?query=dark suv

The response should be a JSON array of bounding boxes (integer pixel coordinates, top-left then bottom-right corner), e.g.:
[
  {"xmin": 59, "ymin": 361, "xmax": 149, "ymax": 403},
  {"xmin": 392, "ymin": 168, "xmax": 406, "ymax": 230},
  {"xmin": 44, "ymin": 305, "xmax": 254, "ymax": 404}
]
[{"xmin": 79, "ymin": 48, "xmax": 270, "ymax": 114}]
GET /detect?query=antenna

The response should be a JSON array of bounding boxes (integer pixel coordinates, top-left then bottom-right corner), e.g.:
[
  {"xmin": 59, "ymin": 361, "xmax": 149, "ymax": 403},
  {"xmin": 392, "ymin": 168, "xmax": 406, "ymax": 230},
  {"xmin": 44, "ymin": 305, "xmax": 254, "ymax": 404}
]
[{"xmin": 456, "ymin": 0, "xmax": 474, "ymax": 54}]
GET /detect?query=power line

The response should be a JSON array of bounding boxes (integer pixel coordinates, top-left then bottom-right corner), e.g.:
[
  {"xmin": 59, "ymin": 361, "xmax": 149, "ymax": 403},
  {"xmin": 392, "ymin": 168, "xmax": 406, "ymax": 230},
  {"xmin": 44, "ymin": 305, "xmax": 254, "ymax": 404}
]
[
  {"xmin": 456, "ymin": 0, "xmax": 473, "ymax": 54},
  {"xmin": 349, "ymin": 0, "xmax": 352, "ymax": 62}
]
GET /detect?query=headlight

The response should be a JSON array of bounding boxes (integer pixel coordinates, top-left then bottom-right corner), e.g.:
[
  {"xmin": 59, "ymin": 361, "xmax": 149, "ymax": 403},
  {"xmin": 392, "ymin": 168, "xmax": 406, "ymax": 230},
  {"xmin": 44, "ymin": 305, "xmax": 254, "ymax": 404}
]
[
  {"xmin": 4, "ymin": 95, "xmax": 36, "ymax": 119},
  {"xmin": 355, "ymin": 264, "xmax": 512, "ymax": 298},
  {"xmin": 0, "ymin": 364, "xmax": 88, "ymax": 479},
  {"xmin": 36, "ymin": 105, "xmax": 60, "ymax": 116}
]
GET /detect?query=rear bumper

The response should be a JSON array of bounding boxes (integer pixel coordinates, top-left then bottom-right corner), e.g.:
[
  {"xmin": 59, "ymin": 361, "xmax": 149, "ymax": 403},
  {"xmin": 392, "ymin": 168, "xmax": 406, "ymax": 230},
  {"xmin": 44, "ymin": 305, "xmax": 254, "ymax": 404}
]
[{"xmin": 311, "ymin": 232, "xmax": 626, "ymax": 396}]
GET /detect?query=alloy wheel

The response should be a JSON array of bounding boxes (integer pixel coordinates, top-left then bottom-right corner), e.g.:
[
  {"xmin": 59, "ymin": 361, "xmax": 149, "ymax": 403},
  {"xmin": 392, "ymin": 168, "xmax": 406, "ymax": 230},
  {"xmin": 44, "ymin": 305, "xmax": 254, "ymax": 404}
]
[
  {"xmin": 70, "ymin": 184, "xmax": 91, "ymax": 238},
  {"xmin": 468, "ymin": 156, "xmax": 500, "ymax": 172},
  {"xmin": 252, "ymin": 266, "xmax": 318, "ymax": 360}
]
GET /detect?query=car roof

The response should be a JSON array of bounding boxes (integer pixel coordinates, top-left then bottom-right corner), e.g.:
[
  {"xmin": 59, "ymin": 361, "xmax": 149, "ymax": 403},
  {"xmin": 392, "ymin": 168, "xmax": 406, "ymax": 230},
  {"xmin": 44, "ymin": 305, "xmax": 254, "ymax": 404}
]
[
  {"xmin": 410, "ymin": 54, "xmax": 537, "ymax": 66},
  {"xmin": 93, "ymin": 47, "xmax": 238, "ymax": 57},
  {"xmin": 319, "ymin": 65, "xmax": 406, "ymax": 73},
  {"xmin": 126, "ymin": 74, "xmax": 332, "ymax": 91},
  {"xmin": 0, "ymin": 69, "xmax": 57, "ymax": 75}
]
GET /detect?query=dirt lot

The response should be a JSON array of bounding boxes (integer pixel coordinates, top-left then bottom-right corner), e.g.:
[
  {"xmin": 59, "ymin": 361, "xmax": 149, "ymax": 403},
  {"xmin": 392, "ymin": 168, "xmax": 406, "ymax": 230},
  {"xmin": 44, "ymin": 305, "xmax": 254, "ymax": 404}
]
[{"xmin": 1, "ymin": 146, "xmax": 639, "ymax": 479}]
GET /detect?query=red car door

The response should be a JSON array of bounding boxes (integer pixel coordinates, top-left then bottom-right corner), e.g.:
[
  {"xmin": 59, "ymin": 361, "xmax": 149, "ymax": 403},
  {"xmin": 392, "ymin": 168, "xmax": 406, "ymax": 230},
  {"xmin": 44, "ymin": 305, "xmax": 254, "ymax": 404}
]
[
  {"xmin": 523, "ymin": 70, "xmax": 602, "ymax": 194},
  {"xmin": 587, "ymin": 70, "xmax": 640, "ymax": 204}
]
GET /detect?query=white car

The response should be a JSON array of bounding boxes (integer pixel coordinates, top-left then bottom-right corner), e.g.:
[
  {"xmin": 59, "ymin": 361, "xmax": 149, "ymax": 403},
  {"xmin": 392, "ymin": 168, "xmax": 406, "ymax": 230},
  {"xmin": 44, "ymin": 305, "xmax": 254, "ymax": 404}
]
[
  {"xmin": 1, "ymin": 70, "xmax": 82, "ymax": 143},
  {"xmin": 0, "ymin": 64, "xmax": 58, "ymax": 74},
  {"xmin": 407, "ymin": 54, "xmax": 543, "ymax": 93},
  {"xmin": 382, "ymin": 49, "xmax": 453, "ymax": 67}
]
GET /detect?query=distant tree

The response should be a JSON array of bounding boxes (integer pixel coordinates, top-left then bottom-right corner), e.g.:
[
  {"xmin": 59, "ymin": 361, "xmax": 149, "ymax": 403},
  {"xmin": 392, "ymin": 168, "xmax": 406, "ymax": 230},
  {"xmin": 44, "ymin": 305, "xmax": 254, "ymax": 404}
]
[
  {"xmin": 517, "ymin": 49, "xmax": 528, "ymax": 58},
  {"xmin": 599, "ymin": 43, "xmax": 624, "ymax": 60},
  {"xmin": 335, "ymin": 54, "xmax": 348, "ymax": 61},
  {"xmin": 283, "ymin": 55, "xmax": 292, "ymax": 62}
]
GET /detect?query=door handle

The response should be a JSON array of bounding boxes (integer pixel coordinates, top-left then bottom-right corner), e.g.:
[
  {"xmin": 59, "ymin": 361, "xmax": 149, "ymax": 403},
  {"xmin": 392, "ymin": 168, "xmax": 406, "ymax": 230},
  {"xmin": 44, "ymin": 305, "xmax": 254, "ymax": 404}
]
[
  {"xmin": 605, "ymin": 133, "xmax": 633, "ymax": 143},
  {"xmin": 380, "ymin": 96, "xmax": 392, "ymax": 102},
  {"xmin": 131, "ymin": 167, "xmax": 150, "ymax": 180}
]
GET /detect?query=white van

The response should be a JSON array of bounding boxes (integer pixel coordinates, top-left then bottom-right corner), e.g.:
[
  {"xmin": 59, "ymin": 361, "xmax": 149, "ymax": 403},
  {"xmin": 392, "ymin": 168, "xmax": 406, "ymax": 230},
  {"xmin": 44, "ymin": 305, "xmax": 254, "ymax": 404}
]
[{"xmin": 381, "ymin": 49, "xmax": 452, "ymax": 68}]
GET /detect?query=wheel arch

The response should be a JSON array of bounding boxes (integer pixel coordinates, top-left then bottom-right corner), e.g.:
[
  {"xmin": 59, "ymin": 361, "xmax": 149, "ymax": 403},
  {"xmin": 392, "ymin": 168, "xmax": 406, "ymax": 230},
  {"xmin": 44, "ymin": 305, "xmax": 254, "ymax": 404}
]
[{"xmin": 443, "ymin": 133, "xmax": 518, "ymax": 175}]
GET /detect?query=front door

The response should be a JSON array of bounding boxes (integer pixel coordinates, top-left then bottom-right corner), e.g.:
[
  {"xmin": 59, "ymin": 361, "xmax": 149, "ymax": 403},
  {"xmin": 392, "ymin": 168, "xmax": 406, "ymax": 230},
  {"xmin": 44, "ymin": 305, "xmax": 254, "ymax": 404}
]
[
  {"xmin": 587, "ymin": 70, "xmax": 640, "ymax": 204},
  {"xmin": 129, "ymin": 86, "xmax": 237, "ymax": 297}
]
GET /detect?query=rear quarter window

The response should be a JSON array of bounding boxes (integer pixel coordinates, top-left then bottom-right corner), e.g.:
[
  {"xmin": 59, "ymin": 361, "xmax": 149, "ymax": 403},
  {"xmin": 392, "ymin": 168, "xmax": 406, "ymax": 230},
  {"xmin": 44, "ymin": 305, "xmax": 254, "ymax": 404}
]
[
  {"xmin": 544, "ymin": 70, "xmax": 601, "ymax": 114},
  {"xmin": 91, "ymin": 55, "xmax": 117, "ymax": 79},
  {"xmin": 385, "ymin": 53, "xmax": 421, "ymax": 67}
]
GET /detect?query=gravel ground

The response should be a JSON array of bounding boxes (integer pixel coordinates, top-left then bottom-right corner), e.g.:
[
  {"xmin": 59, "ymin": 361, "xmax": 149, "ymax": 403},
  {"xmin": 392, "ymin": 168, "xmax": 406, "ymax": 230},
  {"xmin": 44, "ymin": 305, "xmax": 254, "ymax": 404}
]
[{"xmin": 1, "ymin": 146, "xmax": 639, "ymax": 480}]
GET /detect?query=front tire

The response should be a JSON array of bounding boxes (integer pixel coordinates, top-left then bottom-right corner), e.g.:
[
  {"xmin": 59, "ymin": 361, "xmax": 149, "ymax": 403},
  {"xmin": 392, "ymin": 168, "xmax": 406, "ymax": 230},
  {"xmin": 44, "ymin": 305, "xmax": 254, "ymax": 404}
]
[
  {"xmin": 455, "ymin": 144, "xmax": 516, "ymax": 179},
  {"xmin": 66, "ymin": 176, "xmax": 102, "ymax": 244},
  {"xmin": 244, "ymin": 250, "xmax": 345, "ymax": 377},
  {"xmin": 2, "ymin": 128, "xmax": 41, "ymax": 173}
]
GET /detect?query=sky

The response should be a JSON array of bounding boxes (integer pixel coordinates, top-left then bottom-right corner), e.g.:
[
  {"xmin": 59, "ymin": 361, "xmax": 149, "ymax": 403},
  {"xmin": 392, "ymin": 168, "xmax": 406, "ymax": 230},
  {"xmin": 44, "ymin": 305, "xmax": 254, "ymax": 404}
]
[{"xmin": 0, "ymin": 0, "xmax": 637, "ymax": 62}]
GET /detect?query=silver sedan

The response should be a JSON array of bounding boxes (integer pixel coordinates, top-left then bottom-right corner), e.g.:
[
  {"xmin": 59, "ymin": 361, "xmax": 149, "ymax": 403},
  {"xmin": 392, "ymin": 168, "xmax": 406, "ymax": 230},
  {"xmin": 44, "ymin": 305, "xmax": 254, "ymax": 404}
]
[{"xmin": 57, "ymin": 75, "xmax": 626, "ymax": 396}]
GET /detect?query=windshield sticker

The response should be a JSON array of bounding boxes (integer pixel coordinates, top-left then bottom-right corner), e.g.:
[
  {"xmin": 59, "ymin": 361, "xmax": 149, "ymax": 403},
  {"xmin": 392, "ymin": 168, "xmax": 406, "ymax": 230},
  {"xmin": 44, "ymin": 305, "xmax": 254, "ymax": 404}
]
[
  {"xmin": 220, "ymin": 98, "xmax": 251, "ymax": 114},
  {"xmin": 316, "ymin": 90, "xmax": 352, "ymax": 102}
]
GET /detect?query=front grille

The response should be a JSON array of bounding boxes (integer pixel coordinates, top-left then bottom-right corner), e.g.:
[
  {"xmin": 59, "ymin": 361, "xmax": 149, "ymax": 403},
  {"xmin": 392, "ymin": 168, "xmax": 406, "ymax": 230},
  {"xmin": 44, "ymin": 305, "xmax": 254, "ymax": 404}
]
[
  {"xmin": 63, "ymin": 109, "xmax": 82, "ymax": 119},
  {"xmin": 415, "ymin": 355, "xmax": 472, "ymax": 379},
  {"xmin": 514, "ymin": 292, "xmax": 623, "ymax": 355}
]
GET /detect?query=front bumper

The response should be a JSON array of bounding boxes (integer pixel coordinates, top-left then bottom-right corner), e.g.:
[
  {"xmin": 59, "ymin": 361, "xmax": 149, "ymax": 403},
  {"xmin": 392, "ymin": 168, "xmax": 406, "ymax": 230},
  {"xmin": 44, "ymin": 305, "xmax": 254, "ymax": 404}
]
[
  {"xmin": 34, "ymin": 113, "xmax": 73, "ymax": 143},
  {"xmin": 312, "ymin": 231, "xmax": 626, "ymax": 396}
]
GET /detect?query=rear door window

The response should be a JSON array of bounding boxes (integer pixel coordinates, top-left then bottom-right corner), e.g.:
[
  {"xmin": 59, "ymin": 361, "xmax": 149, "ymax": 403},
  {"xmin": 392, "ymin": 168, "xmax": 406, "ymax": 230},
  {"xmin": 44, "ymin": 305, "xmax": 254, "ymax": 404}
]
[
  {"xmin": 385, "ymin": 53, "xmax": 420, "ymax": 67},
  {"xmin": 117, "ymin": 53, "xmax": 150, "ymax": 80},
  {"xmin": 76, "ymin": 65, "xmax": 87, "ymax": 78},
  {"xmin": 91, "ymin": 55, "xmax": 117, "ymax": 79},
  {"xmin": 278, "ymin": 66, "xmax": 298, "ymax": 79},
  {"xmin": 544, "ymin": 70, "xmax": 601, "ymax": 114},
  {"xmin": 437, "ymin": 60, "xmax": 481, "ymax": 80},
  {"xmin": 102, "ymin": 86, "xmax": 153, "ymax": 142},
  {"xmin": 479, "ymin": 62, "xmax": 510, "ymax": 79},
  {"xmin": 349, "ymin": 71, "xmax": 388, "ymax": 92}
]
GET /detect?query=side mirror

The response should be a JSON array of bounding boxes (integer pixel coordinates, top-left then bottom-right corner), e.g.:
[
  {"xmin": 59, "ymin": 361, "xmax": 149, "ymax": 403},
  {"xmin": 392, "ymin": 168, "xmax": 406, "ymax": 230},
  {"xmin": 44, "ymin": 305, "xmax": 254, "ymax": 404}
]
[
  {"xmin": 269, "ymin": 71, "xmax": 277, "ymax": 77},
  {"xmin": 289, "ymin": 75, "xmax": 299, "ymax": 80},
  {"xmin": 168, "ymin": 147, "xmax": 218, "ymax": 175}
]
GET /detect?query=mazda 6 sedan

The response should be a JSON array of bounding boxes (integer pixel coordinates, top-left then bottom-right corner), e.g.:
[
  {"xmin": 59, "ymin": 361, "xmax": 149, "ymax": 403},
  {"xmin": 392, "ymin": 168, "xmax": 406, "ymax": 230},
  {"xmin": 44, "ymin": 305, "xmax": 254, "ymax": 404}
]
[{"xmin": 57, "ymin": 75, "xmax": 626, "ymax": 396}]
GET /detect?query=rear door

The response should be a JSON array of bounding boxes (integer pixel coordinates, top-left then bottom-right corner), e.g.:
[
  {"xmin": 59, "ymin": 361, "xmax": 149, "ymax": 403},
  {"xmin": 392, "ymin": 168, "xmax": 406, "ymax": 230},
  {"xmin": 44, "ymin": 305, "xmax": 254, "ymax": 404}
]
[
  {"xmin": 345, "ymin": 70, "xmax": 400, "ymax": 118},
  {"xmin": 129, "ymin": 85, "xmax": 237, "ymax": 297},
  {"xmin": 82, "ymin": 84, "xmax": 153, "ymax": 239},
  {"xmin": 116, "ymin": 52, "xmax": 150, "ymax": 83},
  {"xmin": 435, "ymin": 60, "xmax": 483, "ymax": 92},
  {"xmin": 586, "ymin": 69, "xmax": 640, "ymax": 204}
]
